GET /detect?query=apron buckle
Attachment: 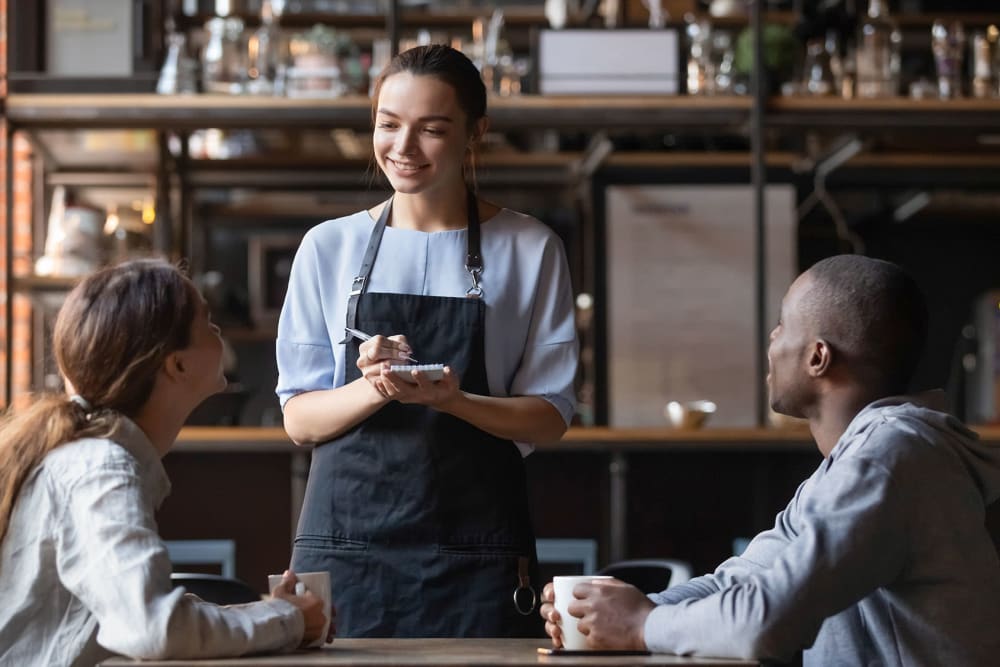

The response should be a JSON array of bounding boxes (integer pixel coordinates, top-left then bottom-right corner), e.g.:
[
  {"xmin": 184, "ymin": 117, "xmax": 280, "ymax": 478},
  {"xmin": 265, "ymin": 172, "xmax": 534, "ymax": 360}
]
[{"xmin": 465, "ymin": 265, "xmax": 484, "ymax": 299}]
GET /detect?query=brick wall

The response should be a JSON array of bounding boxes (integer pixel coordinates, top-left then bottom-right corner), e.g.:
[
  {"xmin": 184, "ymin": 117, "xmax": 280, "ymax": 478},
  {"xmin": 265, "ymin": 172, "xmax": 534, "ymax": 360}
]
[{"xmin": 1, "ymin": 0, "xmax": 36, "ymax": 407}]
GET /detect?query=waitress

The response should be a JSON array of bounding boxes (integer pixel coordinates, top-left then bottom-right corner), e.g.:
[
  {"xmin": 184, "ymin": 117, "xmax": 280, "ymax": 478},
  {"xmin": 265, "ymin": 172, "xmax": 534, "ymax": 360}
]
[{"xmin": 276, "ymin": 44, "xmax": 578, "ymax": 638}]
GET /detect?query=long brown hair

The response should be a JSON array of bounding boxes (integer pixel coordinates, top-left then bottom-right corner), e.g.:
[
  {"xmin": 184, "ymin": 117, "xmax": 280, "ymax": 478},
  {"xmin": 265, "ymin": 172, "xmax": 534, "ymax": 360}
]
[
  {"xmin": 369, "ymin": 44, "xmax": 488, "ymax": 190},
  {"xmin": 0, "ymin": 259, "xmax": 197, "ymax": 544}
]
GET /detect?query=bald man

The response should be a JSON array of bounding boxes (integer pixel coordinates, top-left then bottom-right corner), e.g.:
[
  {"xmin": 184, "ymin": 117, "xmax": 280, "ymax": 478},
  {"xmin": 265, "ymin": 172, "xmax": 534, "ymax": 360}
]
[{"xmin": 542, "ymin": 255, "xmax": 1000, "ymax": 666}]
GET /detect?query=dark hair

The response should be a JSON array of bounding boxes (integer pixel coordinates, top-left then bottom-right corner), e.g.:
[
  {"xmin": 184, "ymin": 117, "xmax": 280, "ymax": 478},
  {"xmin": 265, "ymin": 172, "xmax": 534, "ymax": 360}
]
[
  {"xmin": 0, "ymin": 259, "xmax": 197, "ymax": 545},
  {"xmin": 805, "ymin": 255, "xmax": 928, "ymax": 394},
  {"xmin": 370, "ymin": 44, "xmax": 487, "ymax": 132}
]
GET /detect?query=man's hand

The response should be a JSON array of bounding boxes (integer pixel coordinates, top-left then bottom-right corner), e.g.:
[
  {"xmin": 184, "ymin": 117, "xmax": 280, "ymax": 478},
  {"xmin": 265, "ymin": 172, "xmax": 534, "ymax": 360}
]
[
  {"xmin": 539, "ymin": 582, "xmax": 565, "ymax": 648},
  {"xmin": 541, "ymin": 578, "xmax": 655, "ymax": 650}
]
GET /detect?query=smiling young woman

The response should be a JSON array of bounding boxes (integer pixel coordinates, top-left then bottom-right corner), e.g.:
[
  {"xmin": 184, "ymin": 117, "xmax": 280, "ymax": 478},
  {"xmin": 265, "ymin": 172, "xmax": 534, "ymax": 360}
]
[{"xmin": 276, "ymin": 45, "xmax": 579, "ymax": 638}]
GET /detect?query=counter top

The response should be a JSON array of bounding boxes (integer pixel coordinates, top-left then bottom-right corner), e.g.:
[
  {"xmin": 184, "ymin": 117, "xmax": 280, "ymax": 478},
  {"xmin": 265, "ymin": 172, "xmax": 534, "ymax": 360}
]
[
  {"xmin": 98, "ymin": 638, "xmax": 757, "ymax": 666},
  {"xmin": 170, "ymin": 424, "xmax": 1000, "ymax": 455}
]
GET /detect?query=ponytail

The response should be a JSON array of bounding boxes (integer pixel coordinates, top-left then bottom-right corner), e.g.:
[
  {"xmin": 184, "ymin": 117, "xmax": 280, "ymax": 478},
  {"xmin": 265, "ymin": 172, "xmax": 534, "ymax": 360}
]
[{"xmin": 0, "ymin": 394, "xmax": 120, "ymax": 545}]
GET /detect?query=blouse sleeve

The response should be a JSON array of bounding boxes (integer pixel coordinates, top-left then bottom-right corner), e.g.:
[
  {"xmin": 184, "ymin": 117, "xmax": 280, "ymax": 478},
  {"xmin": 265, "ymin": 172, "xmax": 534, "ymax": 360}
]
[
  {"xmin": 275, "ymin": 231, "xmax": 337, "ymax": 408},
  {"xmin": 509, "ymin": 232, "xmax": 579, "ymax": 427},
  {"xmin": 56, "ymin": 461, "xmax": 303, "ymax": 659}
]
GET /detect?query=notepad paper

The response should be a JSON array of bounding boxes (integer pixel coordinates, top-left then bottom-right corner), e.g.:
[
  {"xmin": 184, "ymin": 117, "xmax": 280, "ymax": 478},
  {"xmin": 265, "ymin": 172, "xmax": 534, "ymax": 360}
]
[{"xmin": 388, "ymin": 364, "xmax": 445, "ymax": 383}]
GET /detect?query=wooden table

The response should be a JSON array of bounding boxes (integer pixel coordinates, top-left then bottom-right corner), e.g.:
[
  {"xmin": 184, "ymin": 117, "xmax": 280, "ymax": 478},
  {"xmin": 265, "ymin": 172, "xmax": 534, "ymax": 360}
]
[{"xmin": 99, "ymin": 638, "xmax": 757, "ymax": 666}]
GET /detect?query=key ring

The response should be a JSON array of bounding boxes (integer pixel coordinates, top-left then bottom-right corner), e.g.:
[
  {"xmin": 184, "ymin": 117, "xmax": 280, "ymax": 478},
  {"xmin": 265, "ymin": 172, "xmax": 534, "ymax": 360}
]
[
  {"xmin": 513, "ymin": 556, "xmax": 537, "ymax": 615},
  {"xmin": 513, "ymin": 583, "xmax": 537, "ymax": 615}
]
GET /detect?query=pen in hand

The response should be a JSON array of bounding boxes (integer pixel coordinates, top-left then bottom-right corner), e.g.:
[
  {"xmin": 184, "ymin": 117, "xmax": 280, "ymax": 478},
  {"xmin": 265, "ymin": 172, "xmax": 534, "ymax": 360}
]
[{"xmin": 344, "ymin": 327, "xmax": 420, "ymax": 364}]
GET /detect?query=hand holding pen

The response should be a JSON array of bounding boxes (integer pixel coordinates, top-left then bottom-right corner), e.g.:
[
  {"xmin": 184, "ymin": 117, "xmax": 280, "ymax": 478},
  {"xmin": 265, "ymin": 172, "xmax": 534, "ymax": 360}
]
[
  {"xmin": 345, "ymin": 327, "xmax": 419, "ymax": 363},
  {"xmin": 345, "ymin": 328, "xmax": 455, "ymax": 403}
]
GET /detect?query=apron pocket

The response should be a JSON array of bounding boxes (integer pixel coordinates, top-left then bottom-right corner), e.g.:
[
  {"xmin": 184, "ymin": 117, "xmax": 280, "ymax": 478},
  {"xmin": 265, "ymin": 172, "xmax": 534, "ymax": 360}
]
[
  {"xmin": 295, "ymin": 534, "xmax": 369, "ymax": 552},
  {"xmin": 437, "ymin": 542, "xmax": 524, "ymax": 558}
]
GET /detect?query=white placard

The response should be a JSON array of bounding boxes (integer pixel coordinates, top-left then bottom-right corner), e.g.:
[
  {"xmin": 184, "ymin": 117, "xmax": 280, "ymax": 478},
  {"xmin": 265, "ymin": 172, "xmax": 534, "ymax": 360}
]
[
  {"xmin": 47, "ymin": 0, "xmax": 132, "ymax": 77},
  {"xmin": 538, "ymin": 29, "xmax": 680, "ymax": 94}
]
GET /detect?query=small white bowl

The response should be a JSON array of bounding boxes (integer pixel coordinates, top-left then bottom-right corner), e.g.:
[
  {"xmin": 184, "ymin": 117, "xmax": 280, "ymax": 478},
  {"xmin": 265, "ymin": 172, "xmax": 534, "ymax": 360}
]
[{"xmin": 664, "ymin": 400, "xmax": 717, "ymax": 429}]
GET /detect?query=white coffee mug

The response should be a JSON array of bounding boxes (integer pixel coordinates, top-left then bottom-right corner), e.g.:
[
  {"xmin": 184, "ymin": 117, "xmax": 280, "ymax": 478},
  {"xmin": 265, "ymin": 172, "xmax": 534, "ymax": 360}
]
[
  {"xmin": 553, "ymin": 575, "xmax": 613, "ymax": 650},
  {"xmin": 267, "ymin": 571, "xmax": 332, "ymax": 647}
]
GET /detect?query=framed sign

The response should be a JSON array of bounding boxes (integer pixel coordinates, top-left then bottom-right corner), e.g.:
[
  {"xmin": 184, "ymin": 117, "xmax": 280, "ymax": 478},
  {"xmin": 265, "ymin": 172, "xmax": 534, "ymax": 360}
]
[{"xmin": 247, "ymin": 234, "xmax": 302, "ymax": 329}]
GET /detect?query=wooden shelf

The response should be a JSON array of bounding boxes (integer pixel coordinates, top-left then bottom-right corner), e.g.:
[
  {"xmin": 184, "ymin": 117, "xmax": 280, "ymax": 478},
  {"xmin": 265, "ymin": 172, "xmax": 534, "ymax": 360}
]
[
  {"xmin": 5, "ymin": 94, "xmax": 751, "ymax": 131},
  {"xmin": 11, "ymin": 274, "xmax": 80, "ymax": 293},
  {"xmin": 10, "ymin": 94, "xmax": 1000, "ymax": 134},
  {"xmin": 767, "ymin": 97, "xmax": 1000, "ymax": 130}
]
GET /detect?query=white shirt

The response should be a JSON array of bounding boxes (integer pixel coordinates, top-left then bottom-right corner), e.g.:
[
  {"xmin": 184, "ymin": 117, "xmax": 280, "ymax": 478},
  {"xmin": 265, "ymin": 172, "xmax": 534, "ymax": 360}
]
[
  {"xmin": 0, "ymin": 417, "xmax": 304, "ymax": 666},
  {"xmin": 276, "ymin": 208, "xmax": 579, "ymax": 454}
]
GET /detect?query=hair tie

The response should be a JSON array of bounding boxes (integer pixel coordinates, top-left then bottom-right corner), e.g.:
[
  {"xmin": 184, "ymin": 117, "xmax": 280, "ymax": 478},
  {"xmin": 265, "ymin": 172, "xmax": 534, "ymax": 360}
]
[{"xmin": 69, "ymin": 394, "xmax": 93, "ymax": 412}]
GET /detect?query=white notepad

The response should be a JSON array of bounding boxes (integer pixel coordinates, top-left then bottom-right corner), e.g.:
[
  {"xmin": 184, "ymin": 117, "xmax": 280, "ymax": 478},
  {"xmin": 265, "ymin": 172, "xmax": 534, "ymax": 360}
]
[{"xmin": 389, "ymin": 364, "xmax": 445, "ymax": 383}]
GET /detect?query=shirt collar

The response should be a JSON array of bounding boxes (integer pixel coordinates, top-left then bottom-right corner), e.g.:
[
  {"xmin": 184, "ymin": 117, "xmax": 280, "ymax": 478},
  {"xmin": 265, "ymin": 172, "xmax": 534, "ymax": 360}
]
[{"xmin": 108, "ymin": 416, "xmax": 172, "ymax": 507}]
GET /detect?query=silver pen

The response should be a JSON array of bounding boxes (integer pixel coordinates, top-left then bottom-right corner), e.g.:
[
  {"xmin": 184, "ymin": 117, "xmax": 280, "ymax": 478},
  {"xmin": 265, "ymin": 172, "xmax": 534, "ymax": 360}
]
[{"xmin": 344, "ymin": 327, "xmax": 419, "ymax": 363}]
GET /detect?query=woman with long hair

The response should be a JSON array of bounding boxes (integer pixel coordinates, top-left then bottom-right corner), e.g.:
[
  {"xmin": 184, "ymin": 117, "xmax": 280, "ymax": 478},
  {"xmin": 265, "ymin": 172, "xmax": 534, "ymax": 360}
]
[
  {"xmin": 0, "ymin": 259, "xmax": 330, "ymax": 665},
  {"xmin": 277, "ymin": 44, "xmax": 578, "ymax": 637}
]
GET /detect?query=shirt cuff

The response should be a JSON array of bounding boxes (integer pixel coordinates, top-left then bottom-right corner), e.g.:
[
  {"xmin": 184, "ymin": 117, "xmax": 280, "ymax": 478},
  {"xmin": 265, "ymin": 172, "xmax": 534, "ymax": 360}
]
[
  {"xmin": 643, "ymin": 604, "xmax": 677, "ymax": 654},
  {"xmin": 260, "ymin": 598, "xmax": 306, "ymax": 652}
]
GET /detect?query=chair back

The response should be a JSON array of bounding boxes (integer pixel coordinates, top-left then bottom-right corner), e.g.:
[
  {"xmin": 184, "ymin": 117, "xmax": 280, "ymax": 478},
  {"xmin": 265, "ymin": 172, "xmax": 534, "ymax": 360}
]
[
  {"xmin": 597, "ymin": 558, "xmax": 693, "ymax": 594},
  {"xmin": 170, "ymin": 572, "xmax": 261, "ymax": 605}
]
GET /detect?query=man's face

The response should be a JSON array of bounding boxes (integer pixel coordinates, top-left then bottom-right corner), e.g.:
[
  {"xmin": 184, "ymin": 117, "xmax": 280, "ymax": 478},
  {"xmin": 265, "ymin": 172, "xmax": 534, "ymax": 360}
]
[{"xmin": 767, "ymin": 273, "xmax": 817, "ymax": 418}]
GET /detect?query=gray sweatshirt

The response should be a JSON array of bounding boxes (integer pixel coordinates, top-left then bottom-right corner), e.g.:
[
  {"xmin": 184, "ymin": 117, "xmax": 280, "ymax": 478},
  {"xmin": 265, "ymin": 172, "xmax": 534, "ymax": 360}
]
[{"xmin": 643, "ymin": 392, "xmax": 1000, "ymax": 665}]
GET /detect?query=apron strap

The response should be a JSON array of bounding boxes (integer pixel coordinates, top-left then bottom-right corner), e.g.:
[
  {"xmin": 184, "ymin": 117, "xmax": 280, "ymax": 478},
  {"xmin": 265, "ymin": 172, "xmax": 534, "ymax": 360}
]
[
  {"xmin": 464, "ymin": 190, "xmax": 484, "ymax": 299},
  {"xmin": 341, "ymin": 198, "xmax": 393, "ymax": 343}
]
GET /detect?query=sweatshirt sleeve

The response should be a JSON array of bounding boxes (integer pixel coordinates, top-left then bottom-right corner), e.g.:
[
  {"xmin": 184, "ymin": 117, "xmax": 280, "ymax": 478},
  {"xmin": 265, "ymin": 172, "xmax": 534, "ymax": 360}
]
[
  {"xmin": 648, "ymin": 474, "xmax": 810, "ymax": 606},
  {"xmin": 56, "ymin": 463, "xmax": 304, "ymax": 660},
  {"xmin": 643, "ymin": 456, "xmax": 908, "ymax": 662}
]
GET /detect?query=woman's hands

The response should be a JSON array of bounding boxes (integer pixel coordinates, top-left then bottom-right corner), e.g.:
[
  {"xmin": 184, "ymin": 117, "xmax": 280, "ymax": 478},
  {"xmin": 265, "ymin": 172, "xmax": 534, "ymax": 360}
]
[
  {"xmin": 270, "ymin": 570, "xmax": 336, "ymax": 647},
  {"xmin": 355, "ymin": 334, "xmax": 460, "ymax": 408}
]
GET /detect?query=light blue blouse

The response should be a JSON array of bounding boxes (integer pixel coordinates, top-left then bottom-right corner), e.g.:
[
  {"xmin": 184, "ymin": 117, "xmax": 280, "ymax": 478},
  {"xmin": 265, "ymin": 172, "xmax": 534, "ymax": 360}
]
[{"xmin": 275, "ymin": 208, "xmax": 579, "ymax": 453}]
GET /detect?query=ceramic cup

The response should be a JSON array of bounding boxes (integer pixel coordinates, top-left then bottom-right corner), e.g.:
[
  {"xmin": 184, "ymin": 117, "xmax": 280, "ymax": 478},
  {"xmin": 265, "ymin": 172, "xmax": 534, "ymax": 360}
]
[
  {"xmin": 267, "ymin": 571, "xmax": 331, "ymax": 647},
  {"xmin": 553, "ymin": 575, "xmax": 613, "ymax": 650}
]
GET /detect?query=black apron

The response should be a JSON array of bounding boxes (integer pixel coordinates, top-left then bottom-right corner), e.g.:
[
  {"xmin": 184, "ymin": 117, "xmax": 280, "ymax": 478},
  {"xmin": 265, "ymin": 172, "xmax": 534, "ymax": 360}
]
[{"xmin": 291, "ymin": 193, "xmax": 541, "ymax": 638}]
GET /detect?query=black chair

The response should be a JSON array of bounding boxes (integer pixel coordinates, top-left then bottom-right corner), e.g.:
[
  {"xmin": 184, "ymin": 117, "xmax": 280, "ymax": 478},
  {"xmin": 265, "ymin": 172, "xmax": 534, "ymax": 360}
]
[
  {"xmin": 170, "ymin": 573, "xmax": 261, "ymax": 605},
  {"xmin": 597, "ymin": 559, "xmax": 694, "ymax": 594}
]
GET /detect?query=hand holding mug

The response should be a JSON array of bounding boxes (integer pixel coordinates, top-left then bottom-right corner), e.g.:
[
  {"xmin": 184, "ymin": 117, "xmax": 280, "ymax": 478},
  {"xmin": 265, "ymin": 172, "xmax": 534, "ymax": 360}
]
[{"xmin": 269, "ymin": 570, "xmax": 335, "ymax": 648}]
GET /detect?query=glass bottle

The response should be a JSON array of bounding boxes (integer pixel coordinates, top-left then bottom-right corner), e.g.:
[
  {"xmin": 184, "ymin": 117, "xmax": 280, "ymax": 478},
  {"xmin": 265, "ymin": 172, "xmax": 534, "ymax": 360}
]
[
  {"xmin": 971, "ymin": 31, "xmax": 992, "ymax": 99},
  {"xmin": 932, "ymin": 20, "xmax": 966, "ymax": 99},
  {"xmin": 246, "ymin": 0, "xmax": 283, "ymax": 95},
  {"xmin": 685, "ymin": 18, "xmax": 712, "ymax": 95},
  {"xmin": 825, "ymin": 29, "xmax": 844, "ymax": 94},
  {"xmin": 201, "ymin": 16, "xmax": 247, "ymax": 95},
  {"xmin": 802, "ymin": 38, "xmax": 834, "ymax": 96},
  {"xmin": 157, "ymin": 27, "xmax": 198, "ymax": 95},
  {"xmin": 855, "ymin": 0, "xmax": 897, "ymax": 98}
]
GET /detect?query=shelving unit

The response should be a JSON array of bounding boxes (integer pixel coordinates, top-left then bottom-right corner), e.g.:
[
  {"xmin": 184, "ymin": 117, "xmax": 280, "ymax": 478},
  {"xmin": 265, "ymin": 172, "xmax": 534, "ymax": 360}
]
[{"xmin": 8, "ymin": 93, "xmax": 1000, "ymax": 404}]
